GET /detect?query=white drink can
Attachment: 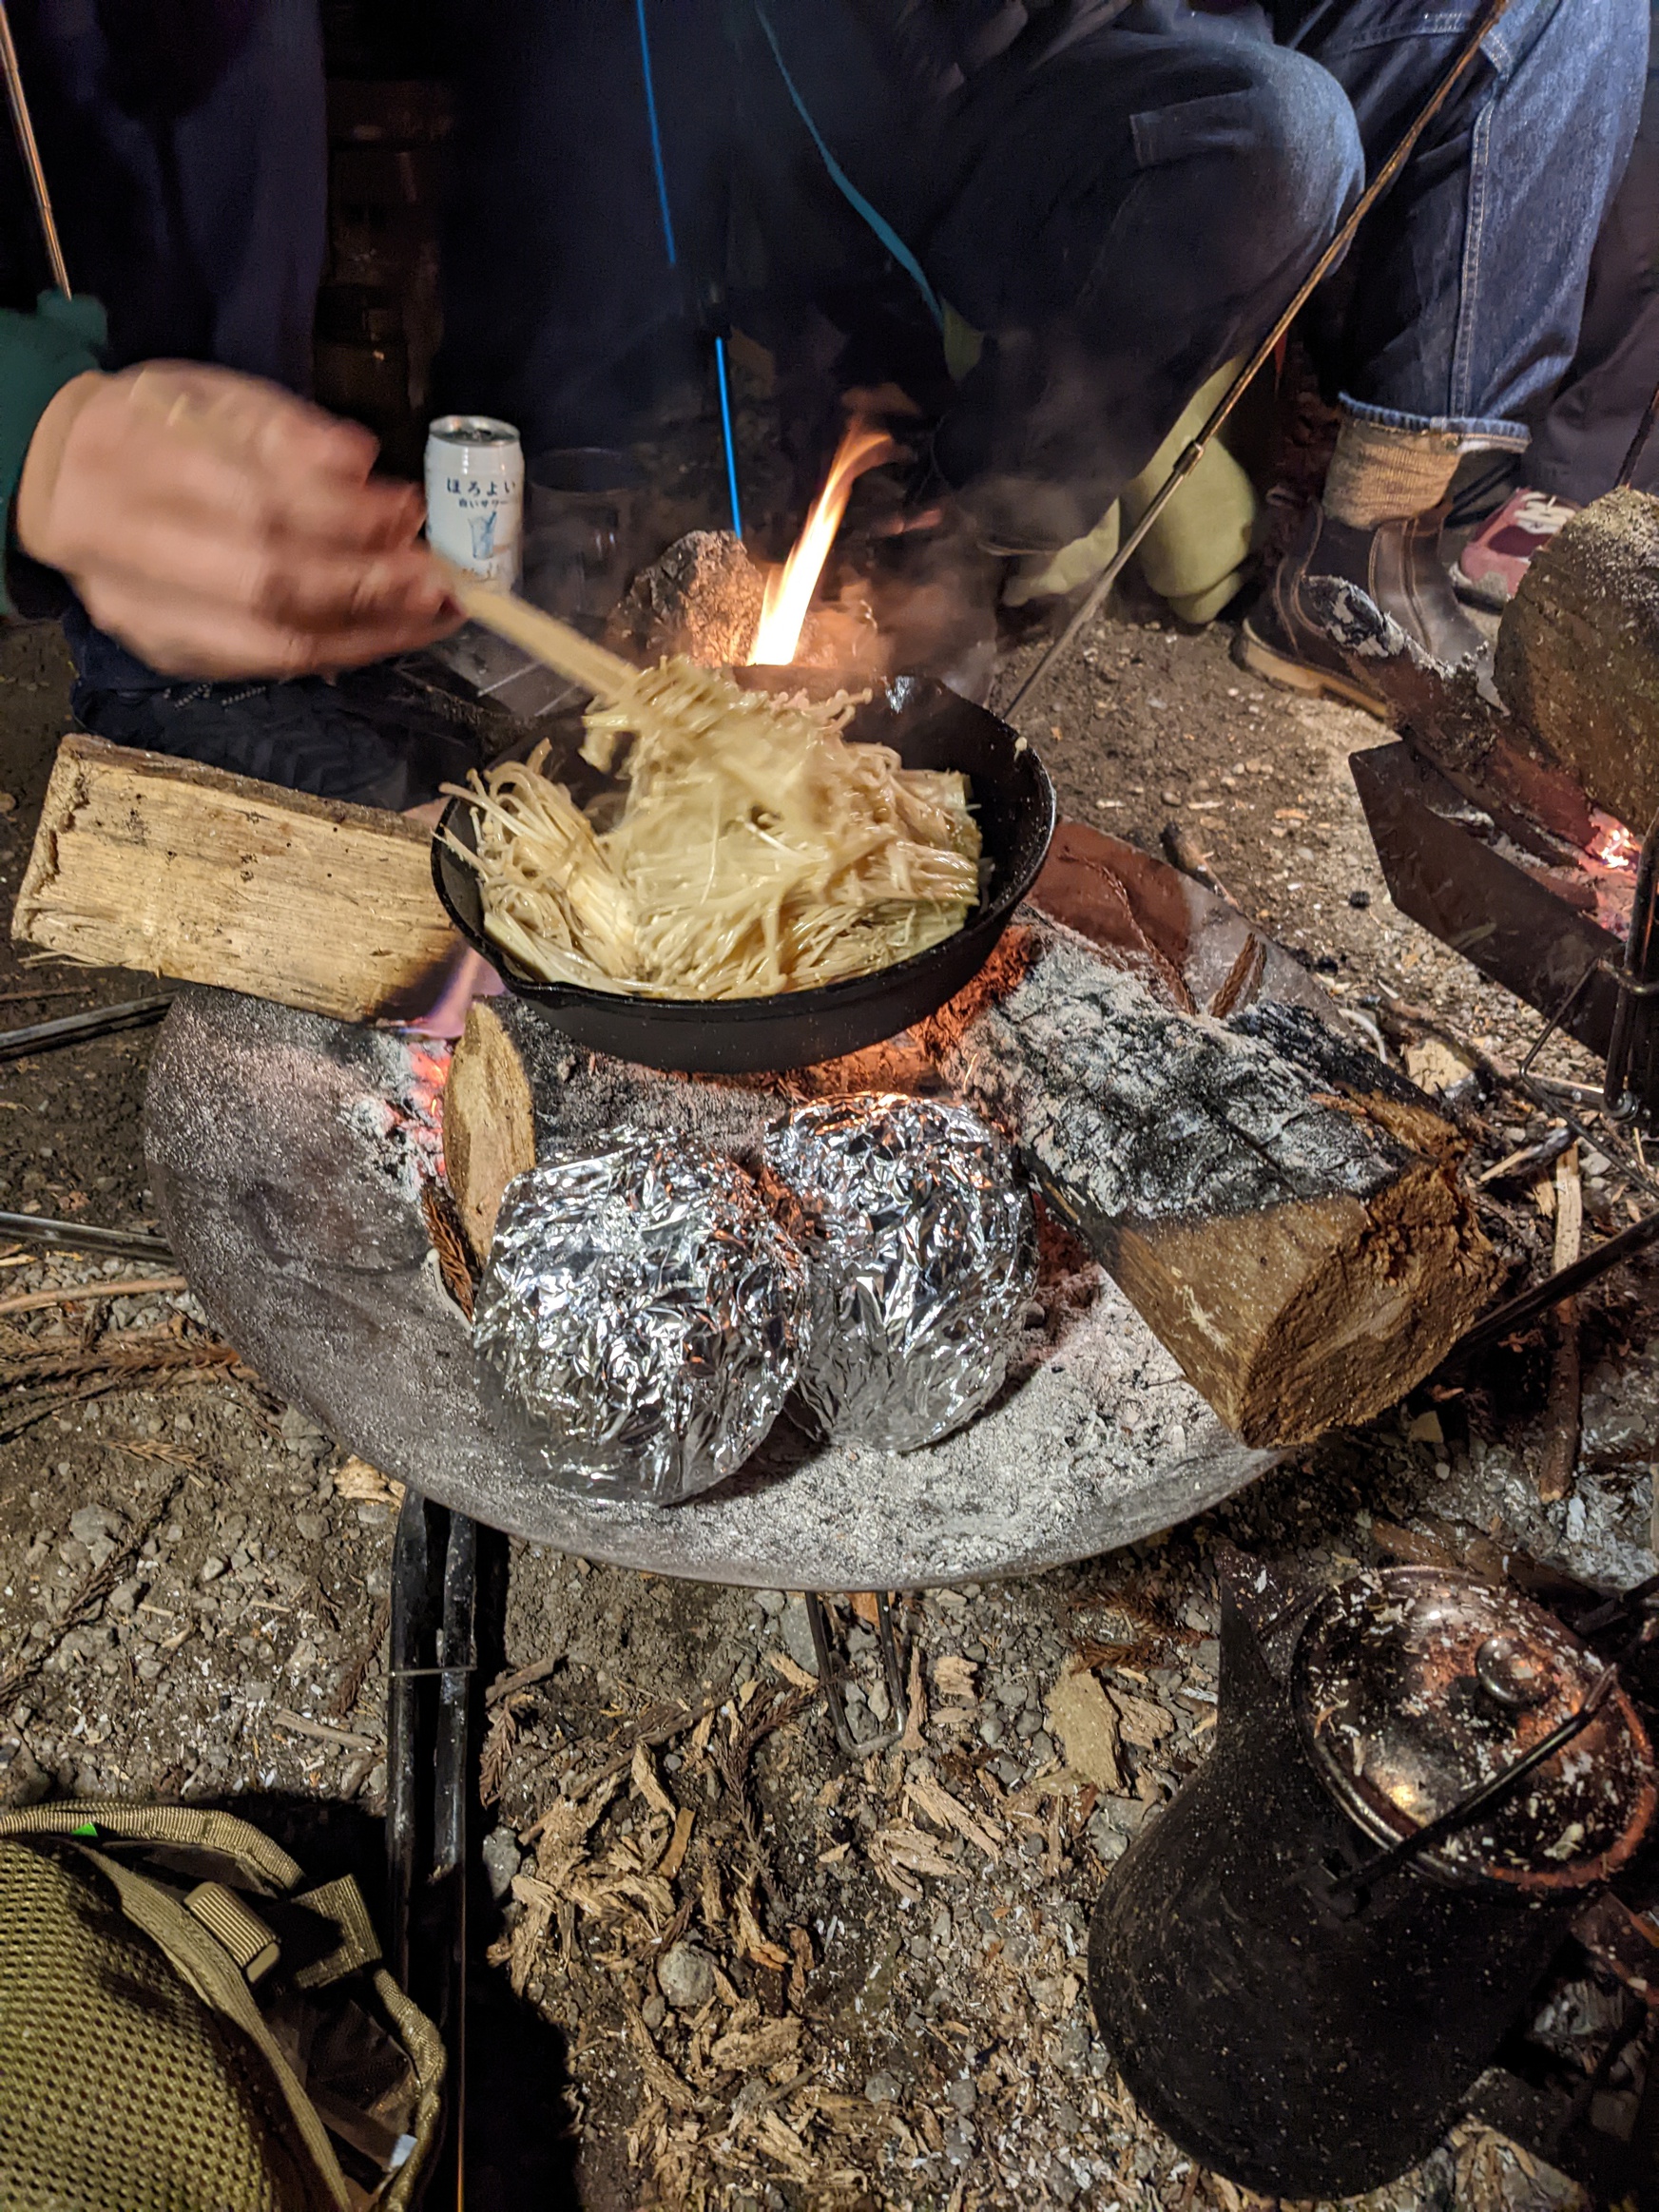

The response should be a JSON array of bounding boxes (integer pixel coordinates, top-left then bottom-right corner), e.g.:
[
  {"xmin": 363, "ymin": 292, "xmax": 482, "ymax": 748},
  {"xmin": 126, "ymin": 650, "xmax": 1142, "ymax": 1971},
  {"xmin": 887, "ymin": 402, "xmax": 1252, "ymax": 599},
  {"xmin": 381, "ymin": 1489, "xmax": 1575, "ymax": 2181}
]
[{"xmin": 425, "ymin": 414, "xmax": 524, "ymax": 587}]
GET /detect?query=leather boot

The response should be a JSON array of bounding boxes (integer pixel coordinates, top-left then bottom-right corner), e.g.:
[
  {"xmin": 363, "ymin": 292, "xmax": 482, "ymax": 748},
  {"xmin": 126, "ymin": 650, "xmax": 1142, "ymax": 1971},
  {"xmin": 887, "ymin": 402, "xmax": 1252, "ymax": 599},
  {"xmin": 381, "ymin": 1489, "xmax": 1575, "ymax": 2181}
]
[{"xmin": 1235, "ymin": 501, "xmax": 1490, "ymax": 715}]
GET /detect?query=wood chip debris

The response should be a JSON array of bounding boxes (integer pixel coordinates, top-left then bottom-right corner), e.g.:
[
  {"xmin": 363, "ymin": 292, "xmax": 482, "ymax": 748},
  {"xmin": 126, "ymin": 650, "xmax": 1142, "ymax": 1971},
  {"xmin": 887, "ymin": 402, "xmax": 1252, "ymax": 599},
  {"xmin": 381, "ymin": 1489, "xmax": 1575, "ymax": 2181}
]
[
  {"xmin": 1045, "ymin": 1665, "xmax": 1126, "ymax": 1791},
  {"xmin": 272, "ymin": 1707, "xmax": 381, "ymax": 1753},
  {"xmin": 333, "ymin": 1456, "xmax": 404, "ymax": 1506}
]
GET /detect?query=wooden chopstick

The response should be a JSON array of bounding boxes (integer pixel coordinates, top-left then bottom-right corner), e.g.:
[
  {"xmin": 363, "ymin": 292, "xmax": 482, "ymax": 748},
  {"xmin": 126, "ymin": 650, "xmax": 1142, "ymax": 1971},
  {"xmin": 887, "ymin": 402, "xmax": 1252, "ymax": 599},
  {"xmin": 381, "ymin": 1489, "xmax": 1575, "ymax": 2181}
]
[{"xmin": 434, "ymin": 559, "xmax": 638, "ymax": 704}]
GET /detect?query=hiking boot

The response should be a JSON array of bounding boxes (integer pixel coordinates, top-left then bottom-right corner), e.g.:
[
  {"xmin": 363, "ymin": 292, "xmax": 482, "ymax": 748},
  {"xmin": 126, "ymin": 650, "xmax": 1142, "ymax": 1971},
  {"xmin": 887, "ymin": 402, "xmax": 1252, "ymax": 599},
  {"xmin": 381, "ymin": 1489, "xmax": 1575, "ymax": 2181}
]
[
  {"xmin": 1235, "ymin": 501, "xmax": 1488, "ymax": 715},
  {"xmin": 1451, "ymin": 488, "xmax": 1578, "ymax": 610}
]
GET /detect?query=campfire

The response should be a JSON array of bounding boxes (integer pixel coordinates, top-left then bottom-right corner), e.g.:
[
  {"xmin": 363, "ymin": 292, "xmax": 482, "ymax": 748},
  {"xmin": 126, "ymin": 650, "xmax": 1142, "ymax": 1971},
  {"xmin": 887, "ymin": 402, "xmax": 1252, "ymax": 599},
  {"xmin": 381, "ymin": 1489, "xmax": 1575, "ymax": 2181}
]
[
  {"xmin": 18, "ymin": 401, "xmax": 1659, "ymax": 2212},
  {"xmin": 748, "ymin": 416, "xmax": 897, "ymax": 666},
  {"xmin": 606, "ymin": 415, "xmax": 897, "ymax": 677}
]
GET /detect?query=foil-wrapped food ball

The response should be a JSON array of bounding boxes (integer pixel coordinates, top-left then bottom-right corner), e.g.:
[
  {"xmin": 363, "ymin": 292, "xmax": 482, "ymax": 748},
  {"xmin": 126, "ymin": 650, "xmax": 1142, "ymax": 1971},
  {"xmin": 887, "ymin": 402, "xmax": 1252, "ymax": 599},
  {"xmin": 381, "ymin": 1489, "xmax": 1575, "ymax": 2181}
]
[
  {"xmin": 764, "ymin": 1092, "xmax": 1037, "ymax": 1452},
  {"xmin": 473, "ymin": 1133, "xmax": 807, "ymax": 1506}
]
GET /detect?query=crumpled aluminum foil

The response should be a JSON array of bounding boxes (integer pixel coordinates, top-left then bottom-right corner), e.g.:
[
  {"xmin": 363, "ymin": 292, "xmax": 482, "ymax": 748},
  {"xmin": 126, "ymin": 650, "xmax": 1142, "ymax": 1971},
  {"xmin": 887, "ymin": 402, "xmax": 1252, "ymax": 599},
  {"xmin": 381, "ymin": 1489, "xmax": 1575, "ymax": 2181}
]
[
  {"xmin": 764, "ymin": 1092, "xmax": 1036, "ymax": 1452},
  {"xmin": 473, "ymin": 1132, "xmax": 807, "ymax": 1506}
]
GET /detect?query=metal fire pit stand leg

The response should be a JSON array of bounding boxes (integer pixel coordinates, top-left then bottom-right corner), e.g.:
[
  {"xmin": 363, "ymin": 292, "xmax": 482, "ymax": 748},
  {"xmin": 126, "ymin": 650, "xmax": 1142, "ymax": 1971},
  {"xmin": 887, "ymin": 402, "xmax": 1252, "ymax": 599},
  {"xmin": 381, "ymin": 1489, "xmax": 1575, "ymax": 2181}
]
[
  {"xmin": 1601, "ymin": 809, "xmax": 1659, "ymax": 1128},
  {"xmin": 803, "ymin": 1590, "xmax": 909, "ymax": 1758},
  {"xmin": 388, "ymin": 1488, "xmax": 477, "ymax": 2210}
]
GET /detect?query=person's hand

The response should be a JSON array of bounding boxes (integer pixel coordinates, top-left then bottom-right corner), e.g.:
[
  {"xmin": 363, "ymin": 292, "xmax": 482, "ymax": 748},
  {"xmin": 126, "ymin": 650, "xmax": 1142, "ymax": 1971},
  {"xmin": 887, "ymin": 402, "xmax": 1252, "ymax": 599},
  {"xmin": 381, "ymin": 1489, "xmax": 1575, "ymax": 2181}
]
[{"xmin": 14, "ymin": 361, "xmax": 458, "ymax": 678}]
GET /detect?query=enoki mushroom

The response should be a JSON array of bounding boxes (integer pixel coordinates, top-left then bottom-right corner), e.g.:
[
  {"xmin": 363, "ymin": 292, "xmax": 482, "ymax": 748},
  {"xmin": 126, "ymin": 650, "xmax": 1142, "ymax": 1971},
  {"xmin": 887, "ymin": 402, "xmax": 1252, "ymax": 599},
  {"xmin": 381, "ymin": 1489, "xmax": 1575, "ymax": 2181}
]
[{"xmin": 444, "ymin": 657, "xmax": 980, "ymax": 1000}]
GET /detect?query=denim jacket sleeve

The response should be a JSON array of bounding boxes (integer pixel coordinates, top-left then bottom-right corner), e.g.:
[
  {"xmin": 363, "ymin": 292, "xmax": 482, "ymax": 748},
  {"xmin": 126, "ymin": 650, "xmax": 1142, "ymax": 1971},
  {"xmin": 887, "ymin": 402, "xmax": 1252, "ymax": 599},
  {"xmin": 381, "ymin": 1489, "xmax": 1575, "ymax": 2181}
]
[{"xmin": 0, "ymin": 289, "xmax": 106, "ymax": 614}]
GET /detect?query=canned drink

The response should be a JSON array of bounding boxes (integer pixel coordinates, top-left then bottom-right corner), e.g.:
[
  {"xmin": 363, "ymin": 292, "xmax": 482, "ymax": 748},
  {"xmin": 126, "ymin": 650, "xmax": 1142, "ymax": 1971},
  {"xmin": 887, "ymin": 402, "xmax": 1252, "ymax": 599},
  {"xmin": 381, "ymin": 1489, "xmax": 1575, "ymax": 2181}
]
[{"xmin": 425, "ymin": 414, "xmax": 524, "ymax": 587}]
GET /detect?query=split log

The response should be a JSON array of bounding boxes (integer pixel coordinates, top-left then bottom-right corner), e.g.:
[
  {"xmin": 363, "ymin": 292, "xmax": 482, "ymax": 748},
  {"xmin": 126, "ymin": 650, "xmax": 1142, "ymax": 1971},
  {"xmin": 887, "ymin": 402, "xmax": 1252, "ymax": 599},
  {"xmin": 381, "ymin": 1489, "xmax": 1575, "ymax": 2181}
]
[
  {"xmin": 444, "ymin": 1000, "xmax": 536, "ymax": 1259},
  {"xmin": 447, "ymin": 924, "xmax": 1495, "ymax": 1447},
  {"xmin": 1495, "ymin": 488, "xmax": 1659, "ymax": 836},
  {"xmin": 921, "ymin": 926, "xmax": 1494, "ymax": 1444},
  {"xmin": 12, "ymin": 734, "xmax": 460, "ymax": 1022}
]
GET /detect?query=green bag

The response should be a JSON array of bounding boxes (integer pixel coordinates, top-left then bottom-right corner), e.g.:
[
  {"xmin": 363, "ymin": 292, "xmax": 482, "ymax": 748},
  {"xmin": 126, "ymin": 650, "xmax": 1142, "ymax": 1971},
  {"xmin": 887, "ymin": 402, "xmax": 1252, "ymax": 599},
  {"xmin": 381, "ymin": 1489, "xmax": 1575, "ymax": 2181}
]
[{"xmin": 0, "ymin": 1800, "xmax": 444, "ymax": 2211}]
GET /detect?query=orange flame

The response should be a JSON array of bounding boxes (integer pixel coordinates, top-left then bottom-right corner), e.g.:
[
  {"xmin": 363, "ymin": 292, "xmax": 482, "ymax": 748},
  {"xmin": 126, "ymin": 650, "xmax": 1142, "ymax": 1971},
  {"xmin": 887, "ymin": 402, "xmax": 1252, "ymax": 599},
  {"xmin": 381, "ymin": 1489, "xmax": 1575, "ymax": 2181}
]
[
  {"xmin": 1590, "ymin": 816, "xmax": 1641, "ymax": 871},
  {"xmin": 749, "ymin": 417, "xmax": 897, "ymax": 665}
]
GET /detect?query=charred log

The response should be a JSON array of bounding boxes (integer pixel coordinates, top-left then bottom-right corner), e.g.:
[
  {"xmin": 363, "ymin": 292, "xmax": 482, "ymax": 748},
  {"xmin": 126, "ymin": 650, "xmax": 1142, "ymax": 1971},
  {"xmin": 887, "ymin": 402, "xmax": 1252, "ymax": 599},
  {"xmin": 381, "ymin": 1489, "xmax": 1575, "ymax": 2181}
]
[{"xmin": 921, "ymin": 924, "xmax": 1495, "ymax": 1445}]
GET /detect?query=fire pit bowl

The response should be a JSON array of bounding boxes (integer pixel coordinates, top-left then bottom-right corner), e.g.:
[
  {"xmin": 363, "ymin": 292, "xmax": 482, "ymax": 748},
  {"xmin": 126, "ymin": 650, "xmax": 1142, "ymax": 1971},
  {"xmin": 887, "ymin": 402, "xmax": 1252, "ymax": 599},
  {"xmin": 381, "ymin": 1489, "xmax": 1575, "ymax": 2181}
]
[
  {"xmin": 143, "ymin": 990, "xmax": 1276, "ymax": 1588},
  {"xmin": 431, "ymin": 671, "xmax": 1054, "ymax": 1075}
]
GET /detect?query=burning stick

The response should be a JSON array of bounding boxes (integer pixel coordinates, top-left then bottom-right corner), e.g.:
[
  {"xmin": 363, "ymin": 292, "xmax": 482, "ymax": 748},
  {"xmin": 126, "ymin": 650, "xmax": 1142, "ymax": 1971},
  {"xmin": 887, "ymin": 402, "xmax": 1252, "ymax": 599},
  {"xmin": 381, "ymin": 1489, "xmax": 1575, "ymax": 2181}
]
[{"xmin": 1537, "ymin": 1143, "xmax": 1583, "ymax": 1506}]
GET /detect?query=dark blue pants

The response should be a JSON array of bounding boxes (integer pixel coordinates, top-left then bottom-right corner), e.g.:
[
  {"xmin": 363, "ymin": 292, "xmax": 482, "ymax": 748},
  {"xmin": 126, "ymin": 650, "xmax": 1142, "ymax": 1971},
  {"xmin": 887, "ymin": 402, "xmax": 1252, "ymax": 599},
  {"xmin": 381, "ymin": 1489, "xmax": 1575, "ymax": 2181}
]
[
  {"xmin": 1525, "ymin": 60, "xmax": 1659, "ymax": 499},
  {"xmin": 435, "ymin": 0, "xmax": 1646, "ymax": 546}
]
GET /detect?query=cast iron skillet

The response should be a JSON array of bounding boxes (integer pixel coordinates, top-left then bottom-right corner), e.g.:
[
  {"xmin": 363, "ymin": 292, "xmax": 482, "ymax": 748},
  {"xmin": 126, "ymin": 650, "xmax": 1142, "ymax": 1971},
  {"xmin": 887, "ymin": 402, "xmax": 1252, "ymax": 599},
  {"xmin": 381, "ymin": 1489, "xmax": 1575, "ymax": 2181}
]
[{"xmin": 432, "ymin": 669, "xmax": 1054, "ymax": 1075}]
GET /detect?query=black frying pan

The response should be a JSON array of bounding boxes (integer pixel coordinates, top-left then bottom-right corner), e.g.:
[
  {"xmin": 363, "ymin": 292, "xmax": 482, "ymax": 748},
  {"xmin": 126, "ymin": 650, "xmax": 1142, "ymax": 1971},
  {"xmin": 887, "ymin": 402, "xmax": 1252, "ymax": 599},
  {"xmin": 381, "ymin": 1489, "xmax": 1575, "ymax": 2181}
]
[{"xmin": 431, "ymin": 669, "xmax": 1054, "ymax": 1075}]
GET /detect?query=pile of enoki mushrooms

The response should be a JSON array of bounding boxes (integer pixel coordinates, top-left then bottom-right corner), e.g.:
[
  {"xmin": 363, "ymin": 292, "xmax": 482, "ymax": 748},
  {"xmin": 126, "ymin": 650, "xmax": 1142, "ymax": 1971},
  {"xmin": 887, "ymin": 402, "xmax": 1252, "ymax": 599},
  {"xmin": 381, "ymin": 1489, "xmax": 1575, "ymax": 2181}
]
[{"xmin": 441, "ymin": 596, "xmax": 981, "ymax": 1002}]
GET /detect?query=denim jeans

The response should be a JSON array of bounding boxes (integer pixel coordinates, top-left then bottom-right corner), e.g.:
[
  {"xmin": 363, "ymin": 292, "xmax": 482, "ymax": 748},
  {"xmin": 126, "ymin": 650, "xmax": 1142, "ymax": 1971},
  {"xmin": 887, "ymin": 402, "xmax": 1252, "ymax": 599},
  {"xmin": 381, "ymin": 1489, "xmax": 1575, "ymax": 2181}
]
[
  {"xmin": 1524, "ymin": 48, "xmax": 1659, "ymax": 498},
  {"xmin": 1285, "ymin": 0, "xmax": 1649, "ymax": 452}
]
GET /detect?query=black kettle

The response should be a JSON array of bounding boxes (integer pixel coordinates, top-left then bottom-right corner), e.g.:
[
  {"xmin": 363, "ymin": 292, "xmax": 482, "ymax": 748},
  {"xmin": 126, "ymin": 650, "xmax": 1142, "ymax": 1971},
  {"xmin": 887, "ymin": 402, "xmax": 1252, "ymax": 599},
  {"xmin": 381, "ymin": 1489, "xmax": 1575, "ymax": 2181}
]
[{"xmin": 1088, "ymin": 1550, "xmax": 1656, "ymax": 2198}]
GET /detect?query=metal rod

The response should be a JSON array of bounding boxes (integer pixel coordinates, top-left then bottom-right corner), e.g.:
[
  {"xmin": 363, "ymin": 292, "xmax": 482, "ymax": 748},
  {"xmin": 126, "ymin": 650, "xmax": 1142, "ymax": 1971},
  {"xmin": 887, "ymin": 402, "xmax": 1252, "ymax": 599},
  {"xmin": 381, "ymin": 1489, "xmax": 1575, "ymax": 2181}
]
[
  {"xmin": 803, "ymin": 1592, "xmax": 862, "ymax": 1758},
  {"xmin": 0, "ymin": 994, "xmax": 172, "ymax": 1064},
  {"xmin": 432, "ymin": 1509, "xmax": 474, "ymax": 2212},
  {"xmin": 875, "ymin": 1590, "xmax": 909, "ymax": 1743},
  {"xmin": 0, "ymin": 1, "xmax": 68, "ymax": 296},
  {"xmin": 432, "ymin": 1510, "xmax": 476, "ymax": 1883},
  {"xmin": 0, "ymin": 1211, "xmax": 173, "ymax": 1262},
  {"xmin": 1603, "ymin": 809, "xmax": 1659, "ymax": 1124},
  {"xmin": 804, "ymin": 1592, "xmax": 911, "ymax": 1757},
  {"xmin": 1444, "ymin": 1205, "xmax": 1659, "ymax": 1364},
  {"xmin": 386, "ymin": 1488, "xmax": 433, "ymax": 1991},
  {"xmin": 1004, "ymin": 0, "xmax": 1515, "ymax": 717}
]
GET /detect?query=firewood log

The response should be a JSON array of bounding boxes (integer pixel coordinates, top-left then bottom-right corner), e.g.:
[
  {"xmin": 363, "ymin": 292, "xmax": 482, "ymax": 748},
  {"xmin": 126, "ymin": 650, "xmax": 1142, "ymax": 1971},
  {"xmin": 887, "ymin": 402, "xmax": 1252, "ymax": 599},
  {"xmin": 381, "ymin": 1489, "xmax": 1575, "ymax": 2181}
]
[
  {"xmin": 444, "ymin": 1000, "xmax": 536, "ymax": 1259},
  {"xmin": 11, "ymin": 734, "xmax": 459, "ymax": 1022},
  {"xmin": 1495, "ymin": 488, "xmax": 1659, "ymax": 837},
  {"xmin": 447, "ymin": 929, "xmax": 1495, "ymax": 1448},
  {"xmin": 921, "ymin": 924, "xmax": 1493, "ymax": 1444}
]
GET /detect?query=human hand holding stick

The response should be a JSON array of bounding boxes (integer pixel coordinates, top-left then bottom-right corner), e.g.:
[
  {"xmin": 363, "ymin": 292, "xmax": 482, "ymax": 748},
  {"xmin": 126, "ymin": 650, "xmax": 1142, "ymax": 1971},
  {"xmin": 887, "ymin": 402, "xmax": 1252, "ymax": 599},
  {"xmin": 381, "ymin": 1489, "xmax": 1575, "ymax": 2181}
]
[{"xmin": 16, "ymin": 362, "xmax": 459, "ymax": 679}]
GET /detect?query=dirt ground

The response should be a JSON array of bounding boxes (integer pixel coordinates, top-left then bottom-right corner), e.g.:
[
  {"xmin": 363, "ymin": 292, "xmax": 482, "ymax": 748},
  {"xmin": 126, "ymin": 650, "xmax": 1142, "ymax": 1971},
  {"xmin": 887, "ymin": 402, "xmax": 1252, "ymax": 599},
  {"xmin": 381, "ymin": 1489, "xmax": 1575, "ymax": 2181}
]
[{"xmin": 3, "ymin": 550, "xmax": 1658, "ymax": 2212}]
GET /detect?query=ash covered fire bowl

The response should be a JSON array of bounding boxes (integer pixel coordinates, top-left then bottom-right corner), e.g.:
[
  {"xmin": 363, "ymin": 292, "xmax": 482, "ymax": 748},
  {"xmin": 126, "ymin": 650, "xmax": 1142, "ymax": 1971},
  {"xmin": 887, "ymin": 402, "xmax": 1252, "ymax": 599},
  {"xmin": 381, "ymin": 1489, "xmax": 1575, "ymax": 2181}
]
[{"xmin": 432, "ymin": 670, "xmax": 1054, "ymax": 1076}]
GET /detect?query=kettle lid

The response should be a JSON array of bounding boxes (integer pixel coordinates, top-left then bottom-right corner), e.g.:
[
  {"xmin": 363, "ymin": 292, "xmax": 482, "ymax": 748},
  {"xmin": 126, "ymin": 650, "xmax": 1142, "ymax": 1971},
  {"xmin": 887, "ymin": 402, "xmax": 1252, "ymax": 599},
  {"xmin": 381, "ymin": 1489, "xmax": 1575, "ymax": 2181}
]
[{"xmin": 1292, "ymin": 1568, "xmax": 1655, "ymax": 1891}]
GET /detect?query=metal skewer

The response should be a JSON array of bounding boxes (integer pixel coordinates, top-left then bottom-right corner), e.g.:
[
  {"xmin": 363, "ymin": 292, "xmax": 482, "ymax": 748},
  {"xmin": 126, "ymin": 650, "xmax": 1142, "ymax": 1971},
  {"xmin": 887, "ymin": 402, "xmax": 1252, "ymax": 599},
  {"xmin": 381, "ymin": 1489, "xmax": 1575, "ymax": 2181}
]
[
  {"xmin": 0, "ymin": 0, "xmax": 68, "ymax": 296},
  {"xmin": 1004, "ymin": 0, "xmax": 1516, "ymax": 717}
]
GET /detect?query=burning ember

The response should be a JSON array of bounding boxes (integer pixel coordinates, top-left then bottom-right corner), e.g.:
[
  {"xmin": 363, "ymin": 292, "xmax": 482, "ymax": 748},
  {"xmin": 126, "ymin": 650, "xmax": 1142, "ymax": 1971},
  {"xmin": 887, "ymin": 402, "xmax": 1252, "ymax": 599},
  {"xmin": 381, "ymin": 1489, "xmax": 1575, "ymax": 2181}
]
[
  {"xmin": 1590, "ymin": 815, "xmax": 1641, "ymax": 871},
  {"xmin": 749, "ymin": 417, "xmax": 897, "ymax": 665},
  {"xmin": 390, "ymin": 1037, "xmax": 451, "ymax": 1181}
]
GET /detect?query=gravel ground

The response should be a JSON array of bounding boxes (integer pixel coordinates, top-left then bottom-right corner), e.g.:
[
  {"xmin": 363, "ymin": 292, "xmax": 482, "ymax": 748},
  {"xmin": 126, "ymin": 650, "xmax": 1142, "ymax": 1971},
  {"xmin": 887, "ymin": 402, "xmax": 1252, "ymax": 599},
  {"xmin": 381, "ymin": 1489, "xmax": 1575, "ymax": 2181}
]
[{"xmin": 2, "ymin": 558, "xmax": 1658, "ymax": 2212}]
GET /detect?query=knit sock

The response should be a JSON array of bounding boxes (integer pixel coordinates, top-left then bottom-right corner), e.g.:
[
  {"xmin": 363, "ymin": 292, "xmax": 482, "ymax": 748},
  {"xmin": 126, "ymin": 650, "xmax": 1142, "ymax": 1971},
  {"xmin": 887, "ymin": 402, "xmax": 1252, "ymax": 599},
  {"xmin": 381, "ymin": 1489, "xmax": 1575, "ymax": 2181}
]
[{"xmin": 1322, "ymin": 414, "xmax": 1468, "ymax": 530}]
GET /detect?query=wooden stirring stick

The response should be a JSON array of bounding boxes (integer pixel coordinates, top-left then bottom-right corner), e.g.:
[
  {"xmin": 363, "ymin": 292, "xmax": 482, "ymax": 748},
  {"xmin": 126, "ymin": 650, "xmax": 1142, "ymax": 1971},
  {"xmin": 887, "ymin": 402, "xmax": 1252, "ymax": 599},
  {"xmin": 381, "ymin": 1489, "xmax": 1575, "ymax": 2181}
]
[{"xmin": 434, "ymin": 559, "xmax": 638, "ymax": 704}]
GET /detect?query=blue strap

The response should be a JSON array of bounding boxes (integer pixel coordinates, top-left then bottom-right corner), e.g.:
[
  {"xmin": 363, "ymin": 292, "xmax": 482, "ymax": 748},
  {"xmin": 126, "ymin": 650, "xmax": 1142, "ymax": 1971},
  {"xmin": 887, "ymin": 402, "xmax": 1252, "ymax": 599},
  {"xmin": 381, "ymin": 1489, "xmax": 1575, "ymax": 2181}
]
[
  {"xmin": 714, "ymin": 335, "xmax": 745, "ymax": 535},
  {"xmin": 752, "ymin": 4, "xmax": 944, "ymax": 329},
  {"xmin": 635, "ymin": 0, "xmax": 678, "ymax": 266}
]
